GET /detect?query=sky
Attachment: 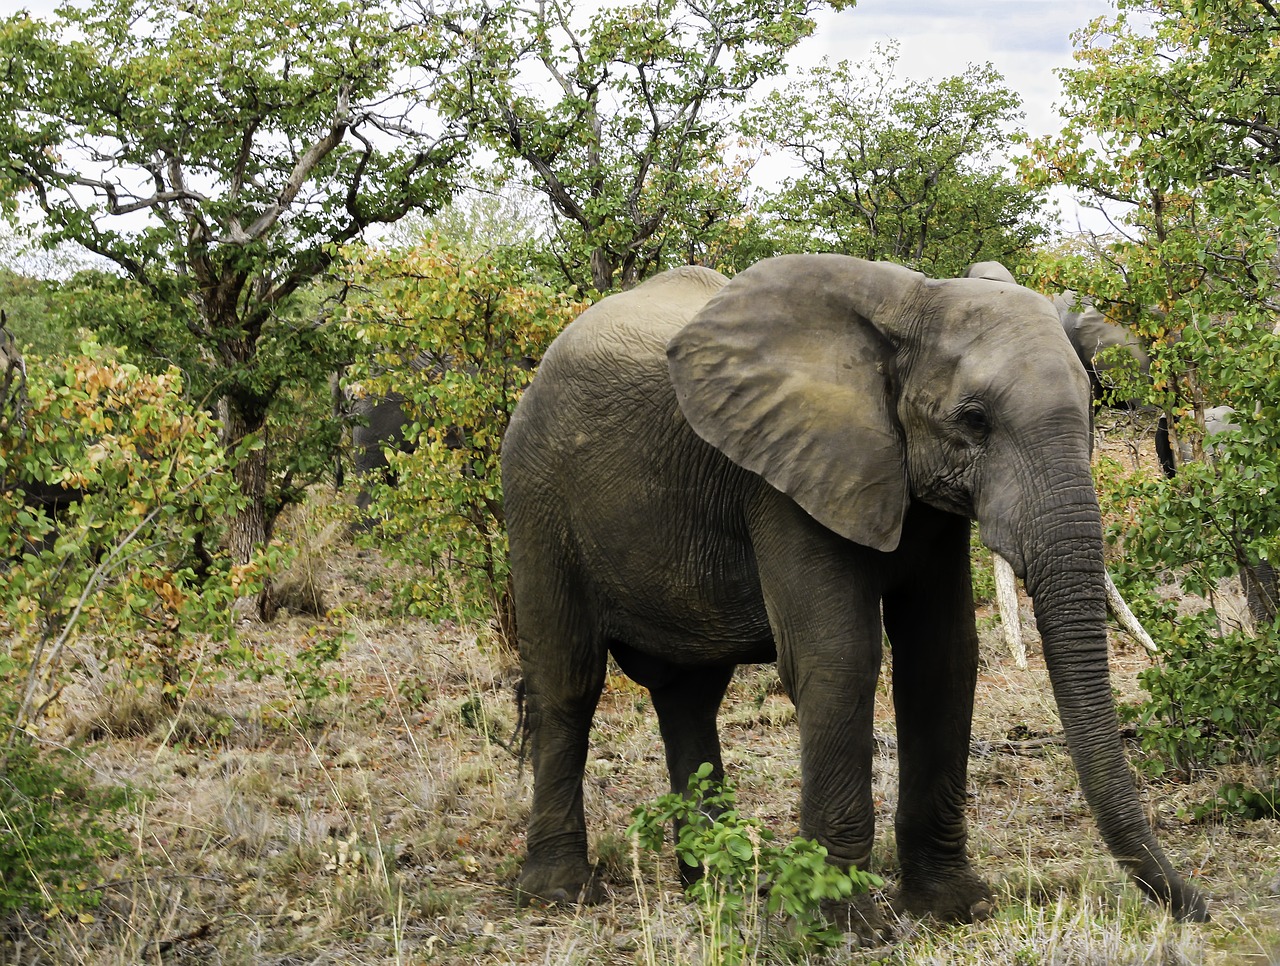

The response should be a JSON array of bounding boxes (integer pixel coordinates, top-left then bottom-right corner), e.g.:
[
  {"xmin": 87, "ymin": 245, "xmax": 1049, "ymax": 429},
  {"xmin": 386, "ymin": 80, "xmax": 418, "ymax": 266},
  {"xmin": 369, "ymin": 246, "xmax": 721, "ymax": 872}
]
[{"xmin": 802, "ymin": 0, "xmax": 1112, "ymax": 138}]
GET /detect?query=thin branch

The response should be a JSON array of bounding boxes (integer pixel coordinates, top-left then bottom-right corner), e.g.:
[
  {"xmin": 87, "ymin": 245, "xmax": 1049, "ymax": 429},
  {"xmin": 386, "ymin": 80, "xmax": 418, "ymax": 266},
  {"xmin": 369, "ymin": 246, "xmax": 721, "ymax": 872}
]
[{"xmin": 239, "ymin": 84, "xmax": 353, "ymax": 240}]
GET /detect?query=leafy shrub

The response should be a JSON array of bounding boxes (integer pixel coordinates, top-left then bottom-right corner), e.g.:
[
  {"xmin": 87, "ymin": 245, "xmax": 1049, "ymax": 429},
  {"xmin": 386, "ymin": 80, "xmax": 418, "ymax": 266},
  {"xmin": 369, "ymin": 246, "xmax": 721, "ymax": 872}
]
[
  {"xmin": 0, "ymin": 339, "xmax": 281, "ymax": 914},
  {"xmin": 0, "ymin": 340, "xmax": 261, "ymax": 725},
  {"xmin": 1117, "ymin": 606, "xmax": 1280, "ymax": 783},
  {"xmin": 340, "ymin": 238, "xmax": 586, "ymax": 639},
  {"xmin": 628, "ymin": 762, "xmax": 881, "ymax": 962},
  {"xmin": 1099, "ymin": 452, "xmax": 1280, "ymax": 791}
]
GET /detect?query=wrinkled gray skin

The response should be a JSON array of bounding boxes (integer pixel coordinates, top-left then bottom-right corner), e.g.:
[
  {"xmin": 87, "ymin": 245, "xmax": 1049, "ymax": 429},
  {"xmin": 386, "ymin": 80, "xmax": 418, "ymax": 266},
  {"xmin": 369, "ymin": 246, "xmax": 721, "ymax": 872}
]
[
  {"xmin": 503, "ymin": 256, "xmax": 1208, "ymax": 931},
  {"xmin": 964, "ymin": 263, "xmax": 1175, "ymax": 477},
  {"xmin": 964, "ymin": 262, "xmax": 1151, "ymax": 401}
]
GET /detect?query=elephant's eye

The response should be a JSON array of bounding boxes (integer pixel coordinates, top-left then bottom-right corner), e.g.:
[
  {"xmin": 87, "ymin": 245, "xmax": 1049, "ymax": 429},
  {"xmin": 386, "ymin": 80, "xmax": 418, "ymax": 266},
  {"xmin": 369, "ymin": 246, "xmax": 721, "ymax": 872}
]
[{"xmin": 956, "ymin": 405, "xmax": 989, "ymax": 439}]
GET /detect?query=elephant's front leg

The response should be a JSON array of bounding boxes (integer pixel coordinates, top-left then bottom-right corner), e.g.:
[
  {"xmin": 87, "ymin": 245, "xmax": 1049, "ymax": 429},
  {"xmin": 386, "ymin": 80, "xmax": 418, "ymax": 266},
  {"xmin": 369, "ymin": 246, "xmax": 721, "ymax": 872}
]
[
  {"xmin": 882, "ymin": 511, "xmax": 992, "ymax": 921},
  {"xmin": 750, "ymin": 495, "xmax": 889, "ymax": 938},
  {"xmin": 649, "ymin": 663, "xmax": 736, "ymax": 886}
]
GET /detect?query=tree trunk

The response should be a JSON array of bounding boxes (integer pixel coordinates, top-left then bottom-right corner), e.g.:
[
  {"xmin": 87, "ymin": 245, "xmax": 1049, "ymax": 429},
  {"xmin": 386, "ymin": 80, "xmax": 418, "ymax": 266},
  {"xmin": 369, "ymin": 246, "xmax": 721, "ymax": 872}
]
[
  {"xmin": 221, "ymin": 399, "xmax": 277, "ymax": 621},
  {"xmin": 590, "ymin": 247, "xmax": 615, "ymax": 294}
]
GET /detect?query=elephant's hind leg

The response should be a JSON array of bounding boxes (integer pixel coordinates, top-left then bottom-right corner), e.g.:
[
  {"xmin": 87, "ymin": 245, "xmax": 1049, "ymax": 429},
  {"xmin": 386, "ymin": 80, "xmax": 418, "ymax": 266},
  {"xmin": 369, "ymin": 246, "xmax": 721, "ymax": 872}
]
[
  {"xmin": 647, "ymin": 663, "xmax": 735, "ymax": 885},
  {"xmin": 513, "ymin": 570, "xmax": 608, "ymax": 906}
]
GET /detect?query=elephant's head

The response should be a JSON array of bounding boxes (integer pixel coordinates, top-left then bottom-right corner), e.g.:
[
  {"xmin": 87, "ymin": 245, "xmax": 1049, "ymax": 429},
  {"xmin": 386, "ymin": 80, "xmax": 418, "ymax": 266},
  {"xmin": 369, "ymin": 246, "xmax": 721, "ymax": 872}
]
[
  {"xmin": 963, "ymin": 261, "xmax": 1017, "ymax": 284},
  {"xmin": 667, "ymin": 254, "xmax": 1206, "ymax": 921}
]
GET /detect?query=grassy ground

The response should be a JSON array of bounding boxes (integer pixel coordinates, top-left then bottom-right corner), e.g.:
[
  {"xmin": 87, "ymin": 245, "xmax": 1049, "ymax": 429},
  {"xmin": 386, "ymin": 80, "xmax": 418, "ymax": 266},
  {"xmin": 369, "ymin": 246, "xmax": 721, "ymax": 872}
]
[{"xmin": 5, "ymin": 433, "xmax": 1280, "ymax": 964}]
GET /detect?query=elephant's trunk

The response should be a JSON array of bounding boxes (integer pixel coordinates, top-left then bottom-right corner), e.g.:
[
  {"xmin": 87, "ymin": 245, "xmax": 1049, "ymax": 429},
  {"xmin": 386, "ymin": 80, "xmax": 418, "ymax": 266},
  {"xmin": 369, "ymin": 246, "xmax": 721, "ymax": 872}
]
[{"xmin": 1021, "ymin": 480, "xmax": 1208, "ymax": 922}]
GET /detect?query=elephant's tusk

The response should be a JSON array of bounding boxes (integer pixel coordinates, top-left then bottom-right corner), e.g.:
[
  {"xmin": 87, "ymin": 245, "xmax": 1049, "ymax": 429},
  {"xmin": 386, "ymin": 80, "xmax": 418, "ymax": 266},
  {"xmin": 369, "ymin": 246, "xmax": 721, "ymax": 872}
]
[
  {"xmin": 992, "ymin": 556, "xmax": 1159, "ymax": 663},
  {"xmin": 993, "ymin": 554, "xmax": 1026, "ymax": 669},
  {"xmin": 1103, "ymin": 570, "xmax": 1160, "ymax": 654}
]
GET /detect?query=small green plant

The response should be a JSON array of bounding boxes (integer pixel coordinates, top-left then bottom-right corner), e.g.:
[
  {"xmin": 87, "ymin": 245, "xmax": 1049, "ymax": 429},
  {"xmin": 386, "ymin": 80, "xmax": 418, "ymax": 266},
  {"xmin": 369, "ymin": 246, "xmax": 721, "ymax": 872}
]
[
  {"xmin": 0, "ymin": 736, "xmax": 134, "ymax": 917},
  {"xmin": 1193, "ymin": 782, "xmax": 1280, "ymax": 822},
  {"xmin": 628, "ymin": 762, "xmax": 881, "ymax": 962},
  {"xmin": 283, "ymin": 628, "xmax": 353, "ymax": 724},
  {"xmin": 970, "ymin": 523, "xmax": 997, "ymax": 605}
]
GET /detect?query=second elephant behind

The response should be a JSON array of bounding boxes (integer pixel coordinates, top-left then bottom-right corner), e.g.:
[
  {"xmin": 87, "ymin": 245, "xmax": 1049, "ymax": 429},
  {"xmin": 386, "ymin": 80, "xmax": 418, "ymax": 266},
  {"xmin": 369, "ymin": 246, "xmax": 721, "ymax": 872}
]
[{"xmin": 964, "ymin": 262, "xmax": 1174, "ymax": 476}]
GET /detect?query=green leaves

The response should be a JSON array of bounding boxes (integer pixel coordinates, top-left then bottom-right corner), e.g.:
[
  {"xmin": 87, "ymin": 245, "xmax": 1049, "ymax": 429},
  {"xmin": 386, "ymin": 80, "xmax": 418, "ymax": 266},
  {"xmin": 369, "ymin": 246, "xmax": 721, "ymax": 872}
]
[
  {"xmin": 743, "ymin": 43, "xmax": 1049, "ymax": 276},
  {"xmin": 430, "ymin": 0, "xmax": 838, "ymax": 292},
  {"xmin": 627, "ymin": 762, "xmax": 881, "ymax": 961},
  {"xmin": 0, "ymin": 341, "xmax": 254, "ymax": 730}
]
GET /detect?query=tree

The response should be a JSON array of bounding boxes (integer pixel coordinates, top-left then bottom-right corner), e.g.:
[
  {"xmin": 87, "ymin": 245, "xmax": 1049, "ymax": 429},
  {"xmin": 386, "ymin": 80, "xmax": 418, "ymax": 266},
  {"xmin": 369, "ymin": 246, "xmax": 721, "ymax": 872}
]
[
  {"xmin": 0, "ymin": 0, "xmax": 466, "ymax": 613},
  {"xmin": 742, "ymin": 43, "xmax": 1049, "ymax": 277},
  {"xmin": 1023, "ymin": 0, "xmax": 1280, "ymax": 783},
  {"xmin": 430, "ymin": 0, "xmax": 852, "ymax": 294}
]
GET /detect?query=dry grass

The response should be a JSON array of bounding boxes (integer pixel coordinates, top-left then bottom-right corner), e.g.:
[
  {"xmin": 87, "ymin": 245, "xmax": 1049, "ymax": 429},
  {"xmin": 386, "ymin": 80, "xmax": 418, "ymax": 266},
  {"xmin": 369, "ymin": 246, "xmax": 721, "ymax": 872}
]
[{"xmin": 5, "ymin": 471, "xmax": 1280, "ymax": 964}]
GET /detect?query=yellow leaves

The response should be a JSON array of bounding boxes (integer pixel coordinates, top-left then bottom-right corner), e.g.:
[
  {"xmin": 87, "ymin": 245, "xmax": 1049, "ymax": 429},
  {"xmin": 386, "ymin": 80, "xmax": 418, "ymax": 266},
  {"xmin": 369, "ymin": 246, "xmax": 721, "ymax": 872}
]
[{"xmin": 140, "ymin": 573, "xmax": 186, "ymax": 615}]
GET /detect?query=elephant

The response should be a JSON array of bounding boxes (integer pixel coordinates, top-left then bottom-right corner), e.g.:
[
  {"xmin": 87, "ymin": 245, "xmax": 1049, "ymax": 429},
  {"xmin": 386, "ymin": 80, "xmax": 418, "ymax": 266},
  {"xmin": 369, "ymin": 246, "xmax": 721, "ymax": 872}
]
[
  {"xmin": 349, "ymin": 389, "xmax": 415, "ymax": 518},
  {"xmin": 501, "ymin": 255, "xmax": 1208, "ymax": 930},
  {"xmin": 964, "ymin": 263, "xmax": 1175, "ymax": 477},
  {"xmin": 344, "ymin": 353, "xmax": 531, "ymax": 522}
]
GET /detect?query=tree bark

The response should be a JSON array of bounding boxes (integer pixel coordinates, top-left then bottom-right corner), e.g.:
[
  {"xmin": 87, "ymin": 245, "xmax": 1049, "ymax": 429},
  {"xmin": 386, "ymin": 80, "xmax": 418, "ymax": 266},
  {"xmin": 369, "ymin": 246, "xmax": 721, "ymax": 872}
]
[{"xmin": 220, "ymin": 399, "xmax": 277, "ymax": 621}]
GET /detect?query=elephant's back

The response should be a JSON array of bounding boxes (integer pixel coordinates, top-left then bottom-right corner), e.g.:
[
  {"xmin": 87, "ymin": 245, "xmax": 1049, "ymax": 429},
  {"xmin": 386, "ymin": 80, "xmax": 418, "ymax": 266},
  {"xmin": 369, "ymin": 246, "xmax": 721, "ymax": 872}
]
[
  {"xmin": 508, "ymin": 266, "xmax": 730, "ymax": 451},
  {"xmin": 503, "ymin": 265, "xmax": 767, "ymax": 649},
  {"xmin": 543, "ymin": 265, "xmax": 729, "ymax": 379}
]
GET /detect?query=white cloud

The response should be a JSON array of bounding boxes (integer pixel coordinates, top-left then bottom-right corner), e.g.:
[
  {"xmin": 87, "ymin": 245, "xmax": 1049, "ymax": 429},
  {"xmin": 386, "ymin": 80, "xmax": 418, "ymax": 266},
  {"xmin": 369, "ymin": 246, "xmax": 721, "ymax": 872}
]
[{"xmin": 768, "ymin": 0, "xmax": 1118, "ymax": 234}]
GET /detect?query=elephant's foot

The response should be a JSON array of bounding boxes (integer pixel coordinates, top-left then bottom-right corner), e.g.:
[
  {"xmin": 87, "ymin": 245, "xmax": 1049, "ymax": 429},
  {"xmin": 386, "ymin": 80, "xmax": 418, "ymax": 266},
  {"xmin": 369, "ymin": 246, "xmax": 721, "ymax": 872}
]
[
  {"xmin": 514, "ymin": 858, "xmax": 603, "ymax": 907},
  {"xmin": 821, "ymin": 893, "xmax": 895, "ymax": 946},
  {"xmin": 892, "ymin": 867, "xmax": 994, "ymax": 923}
]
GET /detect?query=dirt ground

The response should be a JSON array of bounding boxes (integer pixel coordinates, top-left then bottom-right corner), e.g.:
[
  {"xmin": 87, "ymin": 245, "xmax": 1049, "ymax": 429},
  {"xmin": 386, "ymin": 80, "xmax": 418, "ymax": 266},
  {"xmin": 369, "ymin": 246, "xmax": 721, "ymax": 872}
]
[{"xmin": 5, "ymin": 421, "xmax": 1280, "ymax": 965}]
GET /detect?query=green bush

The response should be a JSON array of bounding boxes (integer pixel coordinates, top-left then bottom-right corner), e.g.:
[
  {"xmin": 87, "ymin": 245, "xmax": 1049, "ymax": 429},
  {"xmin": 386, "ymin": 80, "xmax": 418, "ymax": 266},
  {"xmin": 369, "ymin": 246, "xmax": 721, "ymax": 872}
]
[
  {"xmin": 0, "ymin": 340, "xmax": 261, "ymax": 723},
  {"xmin": 339, "ymin": 239, "xmax": 585, "ymax": 638},
  {"xmin": 1117, "ymin": 606, "xmax": 1280, "ymax": 784},
  {"xmin": 628, "ymin": 763, "xmax": 881, "ymax": 962},
  {"xmin": 0, "ymin": 340, "xmax": 272, "ymax": 913},
  {"xmin": 1100, "ymin": 451, "xmax": 1280, "ymax": 795}
]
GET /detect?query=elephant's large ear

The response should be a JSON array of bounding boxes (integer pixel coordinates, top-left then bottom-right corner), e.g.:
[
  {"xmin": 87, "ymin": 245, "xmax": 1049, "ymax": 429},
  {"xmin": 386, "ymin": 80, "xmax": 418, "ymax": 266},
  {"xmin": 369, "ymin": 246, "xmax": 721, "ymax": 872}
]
[{"xmin": 667, "ymin": 254, "xmax": 915, "ymax": 552}]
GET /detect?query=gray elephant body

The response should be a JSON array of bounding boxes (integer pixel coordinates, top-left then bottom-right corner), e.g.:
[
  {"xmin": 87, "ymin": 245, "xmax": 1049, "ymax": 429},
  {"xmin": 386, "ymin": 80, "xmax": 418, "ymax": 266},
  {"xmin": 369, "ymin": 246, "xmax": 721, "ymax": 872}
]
[
  {"xmin": 349, "ymin": 392, "xmax": 413, "ymax": 516},
  {"xmin": 1051, "ymin": 291, "xmax": 1151, "ymax": 402},
  {"xmin": 503, "ymin": 257, "xmax": 1206, "ymax": 927}
]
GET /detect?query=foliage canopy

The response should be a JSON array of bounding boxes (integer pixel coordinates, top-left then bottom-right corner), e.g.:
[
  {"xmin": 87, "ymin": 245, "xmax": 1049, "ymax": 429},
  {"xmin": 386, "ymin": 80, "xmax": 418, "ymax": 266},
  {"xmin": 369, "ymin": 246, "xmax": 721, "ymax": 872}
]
[
  {"xmin": 430, "ymin": 0, "xmax": 854, "ymax": 293},
  {"xmin": 0, "ymin": 0, "xmax": 467, "ymax": 595},
  {"xmin": 743, "ymin": 43, "xmax": 1050, "ymax": 276}
]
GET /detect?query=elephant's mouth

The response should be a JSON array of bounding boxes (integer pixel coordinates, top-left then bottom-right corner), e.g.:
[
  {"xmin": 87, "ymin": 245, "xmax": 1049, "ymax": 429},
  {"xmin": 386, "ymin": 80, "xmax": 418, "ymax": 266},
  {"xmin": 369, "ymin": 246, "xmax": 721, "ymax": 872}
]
[{"xmin": 907, "ymin": 446, "xmax": 984, "ymax": 522}]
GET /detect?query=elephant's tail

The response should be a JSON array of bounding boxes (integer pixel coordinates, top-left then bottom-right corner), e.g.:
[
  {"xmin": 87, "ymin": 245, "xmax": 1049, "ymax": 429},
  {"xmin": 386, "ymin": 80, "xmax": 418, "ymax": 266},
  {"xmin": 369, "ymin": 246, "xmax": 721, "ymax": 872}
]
[{"xmin": 507, "ymin": 679, "xmax": 530, "ymax": 773}]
